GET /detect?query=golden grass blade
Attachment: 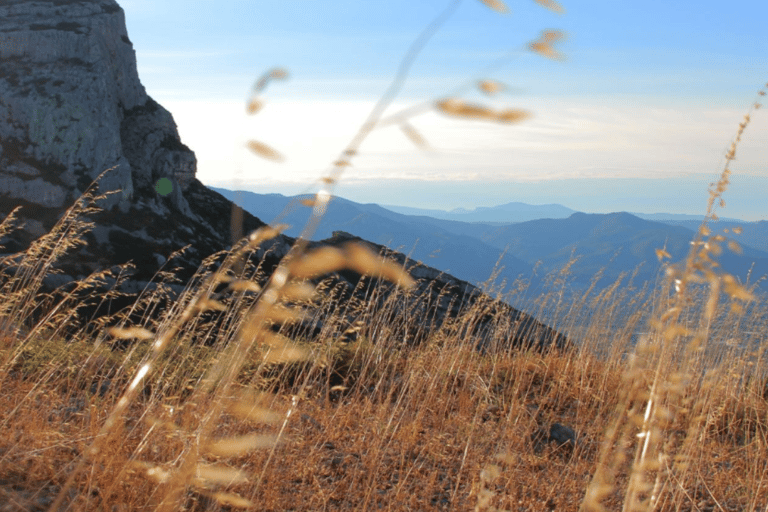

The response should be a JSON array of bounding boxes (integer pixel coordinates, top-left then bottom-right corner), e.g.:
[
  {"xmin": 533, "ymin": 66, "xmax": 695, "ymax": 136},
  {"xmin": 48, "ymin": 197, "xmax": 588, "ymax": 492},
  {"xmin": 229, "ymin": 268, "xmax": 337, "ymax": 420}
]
[
  {"xmin": 260, "ymin": 331, "xmax": 294, "ymax": 349},
  {"xmin": 197, "ymin": 298, "xmax": 227, "ymax": 312},
  {"xmin": 477, "ymin": 0, "xmax": 509, "ymax": 14},
  {"xmin": 208, "ymin": 492, "xmax": 254, "ymax": 509},
  {"xmin": 195, "ymin": 464, "xmax": 249, "ymax": 485},
  {"xmin": 262, "ymin": 341, "xmax": 309, "ymax": 364},
  {"xmin": 246, "ymin": 98, "xmax": 263, "ymax": 115},
  {"xmin": 108, "ymin": 326, "xmax": 154, "ymax": 341},
  {"xmin": 237, "ymin": 322, "xmax": 263, "ymax": 346},
  {"xmin": 435, "ymin": 99, "xmax": 498, "ymax": 121},
  {"xmin": 227, "ymin": 280, "xmax": 262, "ymax": 293},
  {"xmin": 246, "ymin": 140, "xmax": 285, "ymax": 162},
  {"xmin": 436, "ymin": 99, "xmax": 530, "ymax": 124},
  {"xmin": 534, "ymin": 0, "xmax": 565, "ymax": 14},
  {"xmin": 251, "ymin": 67, "xmax": 289, "ymax": 95},
  {"xmin": 655, "ymin": 248, "xmax": 671, "ymax": 262},
  {"xmin": 138, "ymin": 464, "xmax": 173, "ymax": 484},
  {"xmin": 248, "ymin": 224, "xmax": 290, "ymax": 245},
  {"xmin": 528, "ymin": 30, "xmax": 566, "ymax": 61},
  {"xmin": 344, "ymin": 243, "xmax": 416, "ymax": 290},
  {"xmin": 145, "ymin": 416, "xmax": 184, "ymax": 432},
  {"xmin": 228, "ymin": 402, "xmax": 283, "ymax": 424},
  {"xmin": 727, "ymin": 240, "xmax": 742, "ymax": 254},
  {"xmin": 278, "ymin": 282, "xmax": 316, "ymax": 302},
  {"xmin": 288, "ymin": 247, "xmax": 347, "ymax": 279},
  {"xmin": 300, "ymin": 198, "xmax": 316, "ymax": 207},
  {"xmin": 721, "ymin": 274, "xmax": 755, "ymax": 302},
  {"xmin": 206, "ymin": 434, "xmax": 280, "ymax": 457},
  {"xmin": 400, "ymin": 122, "xmax": 429, "ymax": 149},
  {"xmin": 261, "ymin": 305, "xmax": 306, "ymax": 325},
  {"xmin": 269, "ymin": 68, "xmax": 289, "ymax": 80},
  {"xmin": 477, "ymin": 79, "xmax": 504, "ymax": 95},
  {"xmin": 496, "ymin": 109, "xmax": 531, "ymax": 123},
  {"xmin": 252, "ymin": 77, "xmax": 268, "ymax": 94},
  {"xmin": 542, "ymin": 29, "xmax": 565, "ymax": 42},
  {"xmin": 528, "ymin": 42, "xmax": 564, "ymax": 61}
]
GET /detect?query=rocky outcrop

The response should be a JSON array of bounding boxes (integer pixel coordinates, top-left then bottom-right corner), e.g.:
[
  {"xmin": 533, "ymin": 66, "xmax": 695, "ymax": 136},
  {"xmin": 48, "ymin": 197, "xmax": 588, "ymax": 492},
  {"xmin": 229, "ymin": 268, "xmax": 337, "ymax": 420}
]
[
  {"xmin": 0, "ymin": 0, "xmax": 194, "ymax": 212},
  {"xmin": 0, "ymin": 0, "xmax": 268, "ymax": 285}
]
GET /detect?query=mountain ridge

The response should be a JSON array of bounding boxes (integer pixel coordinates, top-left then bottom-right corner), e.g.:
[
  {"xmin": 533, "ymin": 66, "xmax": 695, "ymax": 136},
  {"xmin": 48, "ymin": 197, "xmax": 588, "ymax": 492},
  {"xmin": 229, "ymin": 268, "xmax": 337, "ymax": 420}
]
[{"xmin": 213, "ymin": 188, "xmax": 768, "ymax": 297}]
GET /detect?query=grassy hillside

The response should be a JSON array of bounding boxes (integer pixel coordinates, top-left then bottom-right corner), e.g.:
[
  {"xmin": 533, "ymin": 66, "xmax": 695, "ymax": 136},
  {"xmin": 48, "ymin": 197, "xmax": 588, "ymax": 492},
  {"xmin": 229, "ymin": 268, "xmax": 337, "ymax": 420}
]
[{"xmin": 0, "ymin": 186, "xmax": 766, "ymax": 510}]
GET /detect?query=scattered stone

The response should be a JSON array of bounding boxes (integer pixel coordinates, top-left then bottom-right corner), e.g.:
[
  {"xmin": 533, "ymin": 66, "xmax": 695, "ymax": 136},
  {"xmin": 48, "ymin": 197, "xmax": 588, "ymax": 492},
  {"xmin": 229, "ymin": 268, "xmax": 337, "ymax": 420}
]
[{"xmin": 531, "ymin": 422, "xmax": 579, "ymax": 454}]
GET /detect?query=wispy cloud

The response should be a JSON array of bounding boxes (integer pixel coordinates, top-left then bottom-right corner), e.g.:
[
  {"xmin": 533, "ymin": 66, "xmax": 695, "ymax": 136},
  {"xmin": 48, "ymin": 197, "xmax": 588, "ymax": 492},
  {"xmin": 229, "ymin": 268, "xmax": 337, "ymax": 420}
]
[{"xmin": 159, "ymin": 95, "xmax": 768, "ymax": 199}]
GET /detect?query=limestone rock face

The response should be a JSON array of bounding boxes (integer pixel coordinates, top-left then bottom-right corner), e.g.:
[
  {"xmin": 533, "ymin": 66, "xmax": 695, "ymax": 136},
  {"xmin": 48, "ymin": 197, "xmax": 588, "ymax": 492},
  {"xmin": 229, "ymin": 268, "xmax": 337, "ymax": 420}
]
[
  {"xmin": 0, "ymin": 0, "xmax": 268, "ymax": 286},
  {"xmin": 0, "ymin": 0, "xmax": 191, "ymax": 211}
]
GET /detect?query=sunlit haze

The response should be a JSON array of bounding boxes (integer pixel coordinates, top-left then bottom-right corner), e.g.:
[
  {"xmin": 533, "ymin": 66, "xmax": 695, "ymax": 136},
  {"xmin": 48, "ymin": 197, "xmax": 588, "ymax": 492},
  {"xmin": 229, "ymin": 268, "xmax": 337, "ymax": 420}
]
[{"xmin": 120, "ymin": 0, "xmax": 768, "ymax": 220}]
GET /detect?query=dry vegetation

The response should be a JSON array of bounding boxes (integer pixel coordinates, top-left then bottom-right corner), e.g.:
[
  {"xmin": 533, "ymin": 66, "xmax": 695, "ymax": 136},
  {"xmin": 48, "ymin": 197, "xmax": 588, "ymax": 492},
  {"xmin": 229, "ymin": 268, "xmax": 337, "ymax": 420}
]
[{"xmin": 1, "ymin": 0, "xmax": 768, "ymax": 510}]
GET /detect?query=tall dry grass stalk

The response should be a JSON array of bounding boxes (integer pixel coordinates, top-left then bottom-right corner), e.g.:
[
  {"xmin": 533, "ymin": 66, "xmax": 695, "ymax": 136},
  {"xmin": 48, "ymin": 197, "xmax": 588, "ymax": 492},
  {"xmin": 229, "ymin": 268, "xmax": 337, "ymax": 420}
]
[{"xmin": 581, "ymin": 83, "xmax": 768, "ymax": 512}]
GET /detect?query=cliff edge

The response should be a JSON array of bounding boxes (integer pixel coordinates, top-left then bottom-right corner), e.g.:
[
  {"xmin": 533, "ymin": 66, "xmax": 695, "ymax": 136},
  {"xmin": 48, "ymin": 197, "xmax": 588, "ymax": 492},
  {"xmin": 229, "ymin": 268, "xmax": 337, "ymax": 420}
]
[{"xmin": 0, "ymin": 0, "xmax": 267, "ymax": 283}]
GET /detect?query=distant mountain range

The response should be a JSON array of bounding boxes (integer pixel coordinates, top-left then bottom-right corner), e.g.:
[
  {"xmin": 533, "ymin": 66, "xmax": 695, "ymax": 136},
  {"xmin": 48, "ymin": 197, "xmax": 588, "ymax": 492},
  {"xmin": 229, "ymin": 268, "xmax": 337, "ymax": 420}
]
[
  {"xmin": 652, "ymin": 219, "xmax": 768, "ymax": 256},
  {"xmin": 211, "ymin": 187, "xmax": 768, "ymax": 299},
  {"xmin": 380, "ymin": 203, "xmax": 748, "ymax": 225},
  {"xmin": 211, "ymin": 188, "xmax": 536, "ymax": 289},
  {"xmin": 380, "ymin": 202, "xmax": 578, "ymax": 224}
]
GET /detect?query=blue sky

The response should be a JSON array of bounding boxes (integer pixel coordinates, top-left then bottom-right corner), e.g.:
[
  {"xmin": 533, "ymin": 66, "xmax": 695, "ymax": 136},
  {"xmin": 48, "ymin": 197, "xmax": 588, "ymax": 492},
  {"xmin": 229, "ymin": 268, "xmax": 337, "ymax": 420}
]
[{"xmin": 120, "ymin": 0, "xmax": 768, "ymax": 220}]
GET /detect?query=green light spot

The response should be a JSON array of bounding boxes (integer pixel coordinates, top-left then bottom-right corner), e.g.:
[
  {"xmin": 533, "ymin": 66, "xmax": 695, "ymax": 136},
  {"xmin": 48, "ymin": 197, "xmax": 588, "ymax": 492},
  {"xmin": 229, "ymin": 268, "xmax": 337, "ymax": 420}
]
[{"xmin": 155, "ymin": 177, "xmax": 173, "ymax": 196}]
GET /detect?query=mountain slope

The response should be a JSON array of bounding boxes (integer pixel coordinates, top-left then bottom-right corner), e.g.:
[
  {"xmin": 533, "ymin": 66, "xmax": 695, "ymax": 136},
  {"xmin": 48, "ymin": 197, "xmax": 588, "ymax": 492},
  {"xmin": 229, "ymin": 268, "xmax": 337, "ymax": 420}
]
[
  {"xmin": 652, "ymin": 219, "xmax": 768, "ymax": 254},
  {"xmin": 211, "ymin": 188, "xmax": 534, "ymax": 288},
  {"xmin": 477, "ymin": 212, "xmax": 768, "ymax": 293}
]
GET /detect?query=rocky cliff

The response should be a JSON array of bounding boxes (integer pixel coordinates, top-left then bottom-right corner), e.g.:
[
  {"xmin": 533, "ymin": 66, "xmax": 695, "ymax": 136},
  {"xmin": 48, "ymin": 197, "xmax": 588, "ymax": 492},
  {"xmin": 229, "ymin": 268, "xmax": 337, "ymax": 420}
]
[
  {"xmin": 0, "ymin": 0, "xmax": 194, "ymax": 210},
  {"xmin": 0, "ymin": 0, "xmax": 266, "ymax": 285}
]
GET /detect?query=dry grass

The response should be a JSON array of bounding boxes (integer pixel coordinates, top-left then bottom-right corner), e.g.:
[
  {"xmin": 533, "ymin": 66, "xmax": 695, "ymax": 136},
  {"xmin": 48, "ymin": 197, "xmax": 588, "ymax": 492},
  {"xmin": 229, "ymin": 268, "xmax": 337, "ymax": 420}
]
[
  {"xmin": 1, "ymin": 1, "xmax": 767, "ymax": 510},
  {"xmin": 0, "ymin": 273, "xmax": 766, "ymax": 511}
]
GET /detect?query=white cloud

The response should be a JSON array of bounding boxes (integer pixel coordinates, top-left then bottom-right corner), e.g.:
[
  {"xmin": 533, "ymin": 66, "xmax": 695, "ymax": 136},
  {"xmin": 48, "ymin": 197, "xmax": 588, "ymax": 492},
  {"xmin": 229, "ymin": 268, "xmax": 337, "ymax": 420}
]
[{"xmin": 158, "ymin": 95, "xmax": 768, "ymax": 195}]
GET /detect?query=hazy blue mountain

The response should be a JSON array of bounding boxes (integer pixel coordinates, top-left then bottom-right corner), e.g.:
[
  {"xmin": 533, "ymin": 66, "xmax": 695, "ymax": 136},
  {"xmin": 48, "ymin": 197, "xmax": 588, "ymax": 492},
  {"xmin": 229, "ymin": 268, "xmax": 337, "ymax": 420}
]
[
  {"xmin": 380, "ymin": 201, "xmax": 577, "ymax": 224},
  {"xmin": 471, "ymin": 212, "xmax": 768, "ymax": 294},
  {"xmin": 649, "ymin": 219, "xmax": 768, "ymax": 254},
  {"xmin": 212, "ymin": 187, "xmax": 768, "ymax": 298},
  {"xmin": 210, "ymin": 187, "xmax": 534, "ymax": 289},
  {"xmin": 631, "ymin": 212, "xmax": 744, "ymax": 223}
]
